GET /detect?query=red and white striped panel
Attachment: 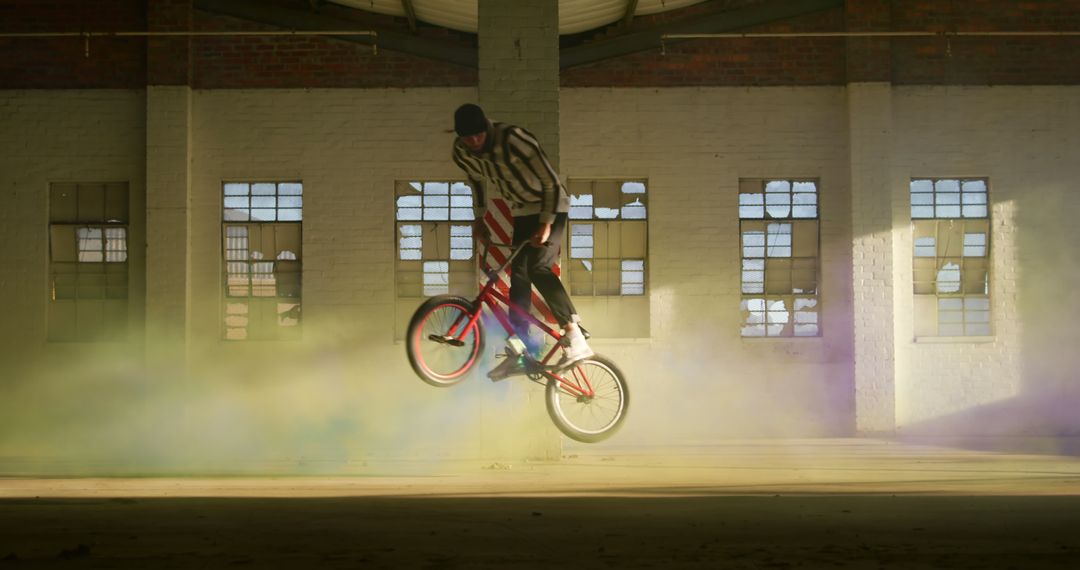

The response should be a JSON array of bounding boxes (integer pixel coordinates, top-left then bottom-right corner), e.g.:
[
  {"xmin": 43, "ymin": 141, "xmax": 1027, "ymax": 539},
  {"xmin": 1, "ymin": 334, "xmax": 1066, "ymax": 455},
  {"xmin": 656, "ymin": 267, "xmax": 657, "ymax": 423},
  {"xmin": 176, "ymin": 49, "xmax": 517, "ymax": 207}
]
[{"xmin": 482, "ymin": 198, "xmax": 559, "ymax": 325}]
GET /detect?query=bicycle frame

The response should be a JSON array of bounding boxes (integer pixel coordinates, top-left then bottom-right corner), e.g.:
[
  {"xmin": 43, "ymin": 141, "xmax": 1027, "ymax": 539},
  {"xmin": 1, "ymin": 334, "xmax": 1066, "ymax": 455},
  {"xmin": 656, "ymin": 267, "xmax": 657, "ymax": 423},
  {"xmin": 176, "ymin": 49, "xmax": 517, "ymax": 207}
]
[{"xmin": 438, "ymin": 241, "xmax": 598, "ymax": 399}]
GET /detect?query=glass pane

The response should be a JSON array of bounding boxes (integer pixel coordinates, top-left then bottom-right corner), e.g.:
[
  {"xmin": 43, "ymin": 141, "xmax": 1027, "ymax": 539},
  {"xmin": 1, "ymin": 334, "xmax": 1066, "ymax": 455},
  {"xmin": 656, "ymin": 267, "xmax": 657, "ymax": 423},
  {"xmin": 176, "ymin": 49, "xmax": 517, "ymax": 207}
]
[
  {"xmin": 279, "ymin": 196, "xmax": 302, "ymax": 208},
  {"xmin": 765, "ymin": 180, "xmax": 791, "ymax": 193},
  {"xmin": 936, "ymin": 205, "xmax": 961, "ymax": 218},
  {"xmin": 910, "ymin": 179, "xmax": 933, "ymax": 193},
  {"xmin": 278, "ymin": 209, "xmax": 302, "ymax": 222},
  {"xmin": 397, "ymin": 208, "xmax": 422, "ymax": 221},
  {"xmin": 935, "ymin": 179, "xmax": 960, "ymax": 193},
  {"xmin": 423, "ymin": 208, "xmax": 449, "ymax": 221},
  {"xmin": 962, "ymin": 205, "xmax": 988, "ymax": 218},
  {"xmin": 252, "ymin": 183, "xmax": 276, "ymax": 195},
  {"xmin": 914, "ymin": 237, "xmax": 936, "ymax": 257},
  {"xmin": 224, "ymin": 197, "xmax": 249, "ymax": 209},
  {"xmin": 911, "ymin": 205, "xmax": 934, "ymax": 218},
  {"xmin": 451, "ymin": 182, "xmax": 472, "ymax": 195},
  {"xmin": 279, "ymin": 182, "xmax": 303, "ymax": 195},
  {"xmin": 961, "ymin": 179, "xmax": 987, "ymax": 194},
  {"xmin": 936, "ymin": 192, "xmax": 961, "ymax": 205},
  {"xmin": 224, "ymin": 183, "xmax": 249, "ymax": 196},
  {"xmin": 911, "ymin": 193, "xmax": 934, "ymax": 206},
  {"xmin": 740, "ymin": 205, "xmax": 765, "ymax": 219},
  {"xmin": 424, "ymin": 195, "xmax": 450, "ymax": 208},
  {"xmin": 250, "ymin": 209, "xmax": 276, "ymax": 222},
  {"xmin": 621, "ymin": 182, "xmax": 646, "ymax": 194},
  {"xmin": 424, "ymin": 182, "xmax": 449, "ymax": 195},
  {"xmin": 252, "ymin": 196, "xmax": 276, "ymax": 209}
]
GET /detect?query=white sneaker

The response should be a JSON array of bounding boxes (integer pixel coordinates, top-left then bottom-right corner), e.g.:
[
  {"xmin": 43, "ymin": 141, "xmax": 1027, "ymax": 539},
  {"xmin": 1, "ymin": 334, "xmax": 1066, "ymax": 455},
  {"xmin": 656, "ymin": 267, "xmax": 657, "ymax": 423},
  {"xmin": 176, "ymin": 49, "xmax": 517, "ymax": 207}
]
[{"xmin": 556, "ymin": 327, "xmax": 594, "ymax": 369}]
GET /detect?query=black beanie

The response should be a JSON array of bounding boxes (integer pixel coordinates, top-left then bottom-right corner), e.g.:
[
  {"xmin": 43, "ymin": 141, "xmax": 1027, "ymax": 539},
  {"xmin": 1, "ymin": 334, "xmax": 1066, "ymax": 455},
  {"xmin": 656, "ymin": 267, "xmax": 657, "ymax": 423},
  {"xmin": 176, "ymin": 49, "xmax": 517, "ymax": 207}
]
[{"xmin": 454, "ymin": 104, "xmax": 488, "ymax": 136}]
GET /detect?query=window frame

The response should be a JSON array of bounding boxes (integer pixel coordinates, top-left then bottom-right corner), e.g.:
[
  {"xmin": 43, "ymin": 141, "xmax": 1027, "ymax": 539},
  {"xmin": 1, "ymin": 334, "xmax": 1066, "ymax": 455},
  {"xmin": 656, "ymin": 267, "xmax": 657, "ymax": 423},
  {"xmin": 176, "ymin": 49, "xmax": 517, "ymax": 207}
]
[
  {"xmin": 910, "ymin": 177, "xmax": 992, "ymax": 338},
  {"xmin": 738, "ymin": 178, "xmax": 822, "ymax": 339},
  {"xmin": 221, "ymin": 180, "xmax": 304, "ymax": 342}
]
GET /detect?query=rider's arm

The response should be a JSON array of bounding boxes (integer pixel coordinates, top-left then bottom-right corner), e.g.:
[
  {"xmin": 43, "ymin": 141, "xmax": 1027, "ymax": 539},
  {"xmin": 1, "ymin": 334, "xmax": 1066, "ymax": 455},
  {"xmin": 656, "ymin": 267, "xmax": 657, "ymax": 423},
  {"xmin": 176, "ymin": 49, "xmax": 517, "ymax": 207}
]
[{"xmin": 506, "ymin": 127, "xmax": 561, "ymax": 225}]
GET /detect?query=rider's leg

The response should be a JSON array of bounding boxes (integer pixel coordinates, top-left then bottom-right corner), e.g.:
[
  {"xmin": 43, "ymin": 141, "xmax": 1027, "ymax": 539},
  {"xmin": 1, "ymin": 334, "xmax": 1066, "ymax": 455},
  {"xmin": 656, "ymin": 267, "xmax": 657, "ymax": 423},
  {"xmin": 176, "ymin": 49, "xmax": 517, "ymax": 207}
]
[
  {"xmin": 522, "ymin": 213, "xmax": 593, "ymax": 364},
  {"xmin": 508, "ymin": 215, "xmax": 536, "ymax": 345}
]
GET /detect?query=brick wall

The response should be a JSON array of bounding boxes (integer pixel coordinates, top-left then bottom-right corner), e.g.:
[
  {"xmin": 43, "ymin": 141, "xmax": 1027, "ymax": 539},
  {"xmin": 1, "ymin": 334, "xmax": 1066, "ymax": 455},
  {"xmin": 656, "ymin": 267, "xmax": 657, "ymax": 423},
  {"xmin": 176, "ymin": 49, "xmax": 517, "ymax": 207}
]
[
  {"xmin": 0, "ymin": 0, "xmax": 145, "ymax": 88},
  {"xmin": 192, "ymin": 11, "xmax": 477, "ymax": 88},
  {"xmin": 3, "ymin": 1, "xmax": 1078, "ymax": 90},
  {"xmin": 561, "ymin": 8, "xmax": 849, "ymax": 87}
]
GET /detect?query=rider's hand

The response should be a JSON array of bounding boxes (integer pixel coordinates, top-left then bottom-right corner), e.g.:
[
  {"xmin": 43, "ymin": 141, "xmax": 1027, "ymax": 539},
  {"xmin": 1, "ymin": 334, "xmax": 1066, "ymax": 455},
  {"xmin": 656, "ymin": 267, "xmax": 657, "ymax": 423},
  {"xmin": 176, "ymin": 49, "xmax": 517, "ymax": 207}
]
[
  {"xmin": 530, "ymin": 223, "xmax": 552, "ymax": 247},
  {"xmin": 474, "ymin": 219, "xmax": 492, "ymax": 245}
]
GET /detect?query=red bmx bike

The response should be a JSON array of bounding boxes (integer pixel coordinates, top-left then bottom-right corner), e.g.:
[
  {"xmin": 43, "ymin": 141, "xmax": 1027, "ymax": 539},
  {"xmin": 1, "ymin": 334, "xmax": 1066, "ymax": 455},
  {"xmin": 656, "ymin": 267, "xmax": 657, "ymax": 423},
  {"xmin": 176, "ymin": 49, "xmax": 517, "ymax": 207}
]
[{"xmin": 405, "ymin": 241, "xmax": 629, "ymax": 443}]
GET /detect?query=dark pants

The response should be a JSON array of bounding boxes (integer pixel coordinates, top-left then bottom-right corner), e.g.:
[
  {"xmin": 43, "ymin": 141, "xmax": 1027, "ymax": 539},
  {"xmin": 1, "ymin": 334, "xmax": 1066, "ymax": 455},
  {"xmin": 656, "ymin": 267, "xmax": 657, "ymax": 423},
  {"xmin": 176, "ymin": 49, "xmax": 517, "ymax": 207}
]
[{"xmin": 509, "ymin": 213, "xmax": 578, "ymax": 336}]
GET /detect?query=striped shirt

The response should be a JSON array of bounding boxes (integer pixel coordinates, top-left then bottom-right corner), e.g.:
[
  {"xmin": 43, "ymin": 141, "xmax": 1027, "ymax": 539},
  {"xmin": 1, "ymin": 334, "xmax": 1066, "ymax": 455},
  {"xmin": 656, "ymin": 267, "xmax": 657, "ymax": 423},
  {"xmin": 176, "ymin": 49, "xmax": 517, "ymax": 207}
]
[{"xmin": 452, "ymin": 122, "xmax": 570, "ymax": 224}]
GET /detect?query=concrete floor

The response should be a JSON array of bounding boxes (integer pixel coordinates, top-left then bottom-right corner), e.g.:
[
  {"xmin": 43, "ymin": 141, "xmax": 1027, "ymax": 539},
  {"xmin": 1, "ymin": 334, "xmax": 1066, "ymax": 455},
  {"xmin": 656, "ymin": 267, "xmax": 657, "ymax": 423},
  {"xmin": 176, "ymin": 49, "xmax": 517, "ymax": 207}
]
[{"xmin": 2, "ymin": 439, "xmax": 1079, "ymax": 568}]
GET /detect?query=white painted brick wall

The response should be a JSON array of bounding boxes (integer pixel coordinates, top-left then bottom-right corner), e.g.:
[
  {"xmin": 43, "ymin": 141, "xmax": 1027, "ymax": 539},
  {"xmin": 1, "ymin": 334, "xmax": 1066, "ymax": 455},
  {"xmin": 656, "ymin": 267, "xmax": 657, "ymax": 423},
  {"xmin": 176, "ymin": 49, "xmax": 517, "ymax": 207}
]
[
  {"xmin": 146, "ymin": 86, "xmax": 191, "ymax": 357},
  {"xmin": 3, "ymin": 85, "xmax": 1078, "ymax": 463},
  {"xmin": 891, "ymin": 86, "xmax": 1080, "ymax": 434},
  {"xmin": 848, "ymin": 83, "xmax": 897, "ymax": 434}
]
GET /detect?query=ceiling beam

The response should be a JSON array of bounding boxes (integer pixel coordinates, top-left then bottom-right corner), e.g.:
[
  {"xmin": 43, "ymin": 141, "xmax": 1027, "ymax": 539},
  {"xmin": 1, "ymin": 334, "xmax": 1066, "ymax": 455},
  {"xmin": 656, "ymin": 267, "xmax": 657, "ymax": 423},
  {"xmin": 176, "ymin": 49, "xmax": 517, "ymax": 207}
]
[
  {"xmin": 194, "ymin": 0, "xmax": 477, "ymax": 68},
  {"xmin": 400, "ymin": 0, "xmax": 418, "ymax": 33},
  {"xmin": 561, "ymin": 0, "xmax": 844, "ymax": 69}
]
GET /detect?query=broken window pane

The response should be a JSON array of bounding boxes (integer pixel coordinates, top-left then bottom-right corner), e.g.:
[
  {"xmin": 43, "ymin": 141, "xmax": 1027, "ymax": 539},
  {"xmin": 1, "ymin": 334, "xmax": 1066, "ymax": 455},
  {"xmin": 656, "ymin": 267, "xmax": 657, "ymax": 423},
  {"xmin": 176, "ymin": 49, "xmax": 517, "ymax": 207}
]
[
  {"xmin": 622, "ymin": 198, "xmax": 646, "ymax": 219},
  {"xmin": 936, "ymin": 262, "xmax": 961, "ymax": 294},
  {"xmin": 569, "ymin": 194, "xmax": 593, "ymax": 219},
  {"xmin": 766, "ymin": 192, "xmax": 791, "ymax": 218},
  {"xmin": 77, "ymin": 228, "xmax": 104, "ymax": 263}
]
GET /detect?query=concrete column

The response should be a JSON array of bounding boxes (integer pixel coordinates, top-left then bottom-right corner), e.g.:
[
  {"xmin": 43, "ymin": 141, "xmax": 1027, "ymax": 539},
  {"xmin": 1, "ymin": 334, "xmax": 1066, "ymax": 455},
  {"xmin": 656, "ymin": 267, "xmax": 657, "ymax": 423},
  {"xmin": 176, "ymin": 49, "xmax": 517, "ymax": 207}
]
[
  {"xmin": 145, "ymin": 0, "xmax": 193, "ymax": 367},
  {"xmin": 477, "ymin": 0, "xmax": 562, "ymax": 460}
]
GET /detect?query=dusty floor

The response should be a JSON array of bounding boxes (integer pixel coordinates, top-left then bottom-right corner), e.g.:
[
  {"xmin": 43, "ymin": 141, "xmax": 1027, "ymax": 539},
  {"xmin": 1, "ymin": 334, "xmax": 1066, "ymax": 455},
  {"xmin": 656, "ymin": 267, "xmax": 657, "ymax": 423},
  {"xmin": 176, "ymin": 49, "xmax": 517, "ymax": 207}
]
[{"xmin": 2, "ymin": 439, "xmax": 1080, "ymax": 568}]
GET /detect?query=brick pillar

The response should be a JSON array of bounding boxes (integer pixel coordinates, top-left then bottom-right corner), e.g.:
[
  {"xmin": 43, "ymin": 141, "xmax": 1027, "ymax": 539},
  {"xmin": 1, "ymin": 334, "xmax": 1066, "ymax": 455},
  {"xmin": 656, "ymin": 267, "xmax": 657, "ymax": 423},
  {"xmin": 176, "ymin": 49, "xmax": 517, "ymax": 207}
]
[
  {"xmin": 145, "ymin": 0, "xmax": 193, "ymax": 366},
  {"xmin": 847, "ymin": 1, "xmax": 897, "ymax": 434},
  {"xmin": 478, "ymin": 0, "xmax": 560, "ymax": 168},
  {"xmin": 476, "ymin": 0, "xmax": 562, "ymax": 460}
]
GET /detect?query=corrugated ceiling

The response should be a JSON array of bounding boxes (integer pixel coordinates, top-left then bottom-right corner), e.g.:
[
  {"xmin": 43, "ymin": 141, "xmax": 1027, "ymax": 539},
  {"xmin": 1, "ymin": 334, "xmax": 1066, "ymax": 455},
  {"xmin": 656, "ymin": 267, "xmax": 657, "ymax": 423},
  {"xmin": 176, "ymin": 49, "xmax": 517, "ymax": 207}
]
[{"xmin": 329, "ymin": 0, "xmax": 707, "ymax": 34}]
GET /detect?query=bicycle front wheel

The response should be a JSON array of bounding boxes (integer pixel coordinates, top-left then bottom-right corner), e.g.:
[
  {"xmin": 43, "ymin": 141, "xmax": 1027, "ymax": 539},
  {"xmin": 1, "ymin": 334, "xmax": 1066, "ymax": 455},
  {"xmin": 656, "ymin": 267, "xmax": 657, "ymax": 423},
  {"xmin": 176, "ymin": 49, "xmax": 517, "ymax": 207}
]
[
  {"xmin": 545, "ymin": 354, "xmax": 629, "ymax": 443},
  {"xmin": 406, "ymin": 295, "xmax": 484, "ymax": 387}
]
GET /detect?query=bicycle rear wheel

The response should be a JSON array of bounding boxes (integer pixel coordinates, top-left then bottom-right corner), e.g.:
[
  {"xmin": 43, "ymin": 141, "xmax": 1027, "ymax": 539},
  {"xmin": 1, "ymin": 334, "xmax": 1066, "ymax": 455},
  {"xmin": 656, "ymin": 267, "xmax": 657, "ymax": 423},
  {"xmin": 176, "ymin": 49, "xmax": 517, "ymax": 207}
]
[
  {"xmin": 545, "ymin": 354, "xmax": 628, "ymax": 443},
  {"xmin": 406, "ymin": 295, "xmax": 484, "ymax": 387}
]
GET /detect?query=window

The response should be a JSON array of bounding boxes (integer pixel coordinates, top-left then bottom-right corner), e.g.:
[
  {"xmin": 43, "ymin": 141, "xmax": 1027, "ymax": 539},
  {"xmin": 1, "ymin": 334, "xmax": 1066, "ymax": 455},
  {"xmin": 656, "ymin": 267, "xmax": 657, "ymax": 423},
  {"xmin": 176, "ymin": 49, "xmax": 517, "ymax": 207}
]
[
  {"xmin": 739, "ymin": 179, "xmax": 820, "ymax": 337},
  {"xmin": 395, "ymin": 181, "xmax": 477, "ymax": 300},
  {"xmin": 48, "ymin": 183, "xmax": 130, "ymax": 341},
  {"xmin": 565, "ymin": 179, "xmax": 649, "ymax": 337},
  {"xmin": 911, "ymin": 178, "xmax": 991, "ymax": 337},
  {"xmin": 222, "ymin": 182, "xmax": 302, "ymax": 341},
  {"xmin": 394, "ymin": 180, "xmax": 477, "ymax": 336}
]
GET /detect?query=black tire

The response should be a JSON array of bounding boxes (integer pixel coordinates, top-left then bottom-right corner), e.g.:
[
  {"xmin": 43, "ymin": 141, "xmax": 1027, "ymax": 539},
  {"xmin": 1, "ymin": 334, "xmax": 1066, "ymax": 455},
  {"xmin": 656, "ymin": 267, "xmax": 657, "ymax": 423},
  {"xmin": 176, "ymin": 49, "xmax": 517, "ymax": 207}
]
[
  {"xmin": 545, "ymin": 354, "xmax": 629, "ymax": 443},
  {"xmin": 406, "ymin": 295, "xmax": 484, "ymax": 387}
]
